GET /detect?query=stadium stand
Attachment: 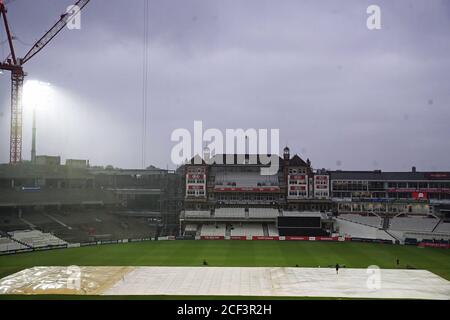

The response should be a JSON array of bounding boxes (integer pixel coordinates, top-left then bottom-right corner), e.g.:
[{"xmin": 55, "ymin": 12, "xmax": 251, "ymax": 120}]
[
  {"xmin": 230, "ymin": 223, "xmax": 264, "ymax": 236},
  {"xmin": 200, "ymin": 224, "xmax": 226, "ymax": 236},
  {"xmin": 183, "ymin": 224, "xmax": 199, "ymax": 236},
  {"xmin": 0, "ymin": 189, "xmax": 117, "ymax": 206},
  {"xmin": 184, "ymin": 210, "xmax": 211, "ymax": 218},
  {"xmin": 8, "ymin": 230, "xmax": 67, "ymax": 248},
  {"xmin": 385, "ymin": 218, "xmax": 450, "ymax": 242},
  {"xmin": 267, "ymin": 224, "xmax": 279, "ymax": 236},
  {"xmin": 403, "ymin": 231, "xmax": 450, "ymax": 242},
  {"xmin": 0, "ymin": 209, "xmax": 158, "ymax": 243},
  {"xmin": 184, "ymin": 224, "xmax": 198, "ymax": 232},
  {"xmin": 338, "ymin": 214, "xmax": 382, "ymax": 228},
  {"xmin": 282, "ymin": 211, "xmax": 327, "ymax": 218},
  {"xmin": 335, "ymin": 218, "xmax": 396, "ymax": 241},
  {"xmin": 248, "ymin": 208, "xmax": 279, "ymax": 218},
  {"xmin": 389, "ymin": 216, "xmax": 439, "ymax": 232},
  {"xmin": 215, "ymin": 208, "xmax": 246, "ymax": 218},
  {"xmin": 0, "ymin": 236, "xmax": 27, "ymax": 252},
  {"xmin": 434, "ymin": 221, "xmax": 450, "ymax": 233},
  {"xmin": 0, "ymin": 210, "xmax": 29, "ymax": 232}
]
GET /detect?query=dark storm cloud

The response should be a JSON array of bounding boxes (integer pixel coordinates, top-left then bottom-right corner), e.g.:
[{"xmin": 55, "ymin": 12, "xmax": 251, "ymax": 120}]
[{"xmin": 0, "ymin": 0, "xmax": 449, "ymax": 170}]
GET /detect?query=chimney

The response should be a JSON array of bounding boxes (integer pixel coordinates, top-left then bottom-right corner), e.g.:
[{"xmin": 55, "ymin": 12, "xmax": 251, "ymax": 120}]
[{"xmin": 412, "ymin": 166, "xmax": 416, "ymax": 173}]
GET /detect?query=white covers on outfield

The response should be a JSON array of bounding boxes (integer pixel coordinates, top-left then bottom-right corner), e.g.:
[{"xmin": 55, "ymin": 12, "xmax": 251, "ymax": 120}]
[
  {"xmin": 105, "ymin": 267, "xmax": 450, "ymax": 299},
  {"xmin": 2, "ymin": 266, "xmax": 449, "ymax": 299}
]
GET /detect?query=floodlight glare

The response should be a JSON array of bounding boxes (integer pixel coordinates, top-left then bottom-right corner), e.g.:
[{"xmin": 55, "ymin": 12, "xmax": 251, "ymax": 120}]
[{"xmin": 23, "ymin": 80, "xmax": 52, "ymax": 109}]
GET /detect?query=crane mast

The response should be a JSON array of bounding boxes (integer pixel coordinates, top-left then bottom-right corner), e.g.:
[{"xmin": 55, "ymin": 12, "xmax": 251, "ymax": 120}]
[{"xmin": 0, "ymin": 0, "xmax": 90, "ymax": 164}]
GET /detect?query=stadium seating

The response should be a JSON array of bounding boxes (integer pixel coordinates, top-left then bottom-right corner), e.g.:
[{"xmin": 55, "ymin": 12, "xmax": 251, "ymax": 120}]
[
  {"xmin": 200, "ymin": 224, "xmax": 226, "ymax": 236},
  {"xmin": 393, "ymin": 219, "xmax": 450, "ymax": 242},
  {"xmin": 248, "ymin": 208, "xmax": 279, "ymax": 218},
  {"xmin": 403, "ymin": 231, "xmax": 450, "ymax": 242},
  {"xmin": 215, "ymin": 208, "xmax": 246, "ymax": 218},
  {"xmin": 434, "ymin": 221, "xmax": 450, "ymax": 233},
  {"xmin": 8, "ymin": 230, "xmax": 67, "ymax": 248},
  {"xmin": 230, "ymin": 223, "xmax": 264, "ymax": 236},
  {"xmin": 335, "ymin": 218, "xmax": 396, "ymax": 241},
  {"xmin": 0, "ymin": 209, "xmax": 159, "ymax": 243},
  {"xmin": 339, "ymin": 214, "xmax": 382, "ymax": 228},
  {"xmin": 282, "ymin": 211, "xmax": 326, "ymax": 218},
  {"xmin": 389, "ymin": 216, "xmax": 439, "ymax": 232},
  {"xmin": 184, "ymin": 211, "xmax": 211, "ymax": 218},
  {"xmin": 267, "ymin": 224, "xmax": 279, "ymax": 236},
  {"xmin": 184, "ymin": 224, "xmax": 198, "ymax": 232},
  {"xmin": 0, "ymin": 188, "xmax": 117, "ymax": 206},
  {"xmin": 183, "ymin": 224, "xmax": 199, "ymax": 236},
  {"xmin": 0, "ymin": 236, "xmax": 27, "ymax": 252}
]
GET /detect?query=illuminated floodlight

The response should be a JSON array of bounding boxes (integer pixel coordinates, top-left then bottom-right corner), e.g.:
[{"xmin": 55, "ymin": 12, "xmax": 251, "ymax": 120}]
[{"xmin": 23, "ymin": 80, "xmax": 52, "ymax": 109}]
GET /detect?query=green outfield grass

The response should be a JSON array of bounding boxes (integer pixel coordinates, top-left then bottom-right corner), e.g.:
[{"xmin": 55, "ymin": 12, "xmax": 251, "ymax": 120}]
[{"xmin": 1, "ymin": 240, "xmax": 449, "ymax": 282}]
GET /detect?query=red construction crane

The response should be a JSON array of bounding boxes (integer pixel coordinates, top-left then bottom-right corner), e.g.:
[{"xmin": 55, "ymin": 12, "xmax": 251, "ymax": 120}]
[{"xmin": 0, "ymin": 0, "xmax": 90, "ymax": 164}]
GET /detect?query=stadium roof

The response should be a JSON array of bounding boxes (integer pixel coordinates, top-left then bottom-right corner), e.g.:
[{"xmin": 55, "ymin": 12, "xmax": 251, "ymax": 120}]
[{"xmin": 288, "ymin": 155, "xmax": 310, "ymax": 167}]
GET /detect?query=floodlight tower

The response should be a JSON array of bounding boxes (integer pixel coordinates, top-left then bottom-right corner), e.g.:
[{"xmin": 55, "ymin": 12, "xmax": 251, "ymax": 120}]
[
  {"xmin": 0, "ymin": 0, "xmax": 90, "ymax": 164},
  {"xmin": 23, "ymin": 80, "xmax": 52, "ymax": 164}
]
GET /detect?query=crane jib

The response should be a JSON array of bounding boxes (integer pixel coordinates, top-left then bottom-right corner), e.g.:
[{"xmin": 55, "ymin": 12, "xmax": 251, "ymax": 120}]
[
  {"xmin": 0, "ymin": 0, "xmax": 91, "ymax": 164},
  {"xmin": 21, "ymin": 0, "xmax": 91, "ymax": 65}
]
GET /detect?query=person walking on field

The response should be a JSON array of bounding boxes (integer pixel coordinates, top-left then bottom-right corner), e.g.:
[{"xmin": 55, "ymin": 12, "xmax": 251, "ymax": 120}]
[{"xmin": 335, "ymin": 263, "xmax": 339, "ymax": 275}]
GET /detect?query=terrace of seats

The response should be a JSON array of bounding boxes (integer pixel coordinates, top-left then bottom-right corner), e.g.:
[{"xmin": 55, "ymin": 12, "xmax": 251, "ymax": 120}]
[
  {"xmin": 215, "ymin": 208, "xmax": 246, "ymax": 218},
  {"xmin": 390, "ymin": 218, "xmax": 450, "ymax": 242},
  {"xmin": 335, "ymin": 218, "xmax": 396, "ymax": 241},
  {"xmin": 0, "ymin": 209, "xmax": 157, "ymax": 243},
  {"xmin": 389, "ymin": 216, "xmax": 439, "ymax": 232},
  {"xmin": 230, "ymin": 223, "xmax": 264, "ymax": 236},
  {"xmin": 0, "ymin": 188, "xmax": 117, "ymax": 206},
  {"xmin": 0, "ymin": 236, "xmax": 27, "ymax": 252},
  {"xmin": 183, "ymin": 224, "xmax": 199, "ymax": 236},
  {"xmin": 267, "ymin": 224, "xmax": 279, "ymax": 236},
  {"xmin": 0, "ymin": 211, "xmax": 28, "ymax": 231},
  {"xmin": 248, "ymin": 208, "xmax": 279, "ymax": 218},
  {"xmin": 200, "ymin": 224, "xmax": 226, "ymax": 236},
  {"xmin": 338, "ymin": 214, "xmax": 382, "ymax": 228},
  {"xmin": 434, "ymin": 221, "xmax": 450, "ymax": 233},
  {"xmin": 184, "ymin": 210, "xmax": 211, "ymax": 218},
  {"xmin": 8, "ymin": 230, "xmax": 67, "ymax": 248}
]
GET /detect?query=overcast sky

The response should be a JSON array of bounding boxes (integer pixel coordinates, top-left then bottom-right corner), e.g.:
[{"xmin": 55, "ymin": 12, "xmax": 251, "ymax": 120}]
[{"xmin": 1, "ymin": 0, "xmax": 449, "ymax": 171}]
